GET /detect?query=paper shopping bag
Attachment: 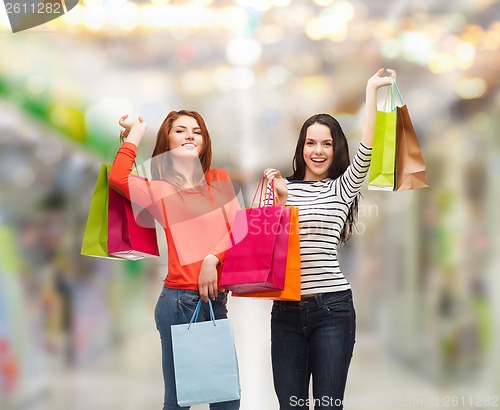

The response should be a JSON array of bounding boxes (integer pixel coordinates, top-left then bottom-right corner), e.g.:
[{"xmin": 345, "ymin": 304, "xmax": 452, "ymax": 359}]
[
  {"xmin": 395, "ymin": 105, "xmax": 429, "ymax": 191},
  {"xmin": 232, "ymin": 205, "xmax": 301, "ymax": 301},
  {"xmin": 368, "ymin": 82, "xmax": 397, "ymax": 191},
  {"xmin": 171, "ymin": 299, "xmax": 240, "ymax": 407},
  {"xmin": 81, "ymin": 164, "xmax": 121, "ymax": 259},
  {"xmin": 219, "ymin": 204, "xmax": 288, "ymax": 293},
  {"xmin": 108, "ymin": 175, "xmax": 160, "ymax": 260}
]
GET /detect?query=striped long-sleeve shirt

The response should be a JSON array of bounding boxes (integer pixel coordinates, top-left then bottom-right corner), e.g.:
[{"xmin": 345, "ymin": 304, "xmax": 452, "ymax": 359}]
[{"xmin": 285, "ymin": 143, "xmax": 372, "ymax": 296}]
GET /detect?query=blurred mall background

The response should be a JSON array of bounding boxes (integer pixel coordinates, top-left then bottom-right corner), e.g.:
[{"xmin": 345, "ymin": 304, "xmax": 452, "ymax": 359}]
[{"xmin": 0, "ymin": 0, "xmax": 499, "ymax": 409}]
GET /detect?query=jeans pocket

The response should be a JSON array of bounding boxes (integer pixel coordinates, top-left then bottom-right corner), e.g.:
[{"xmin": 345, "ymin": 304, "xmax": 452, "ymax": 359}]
[
  {"xmin": 177, "ymin": 292, "xmax": 200, "ymax": 322},
  {"xmin": 177, "ymin": 293, "xmax": 200, "ymax": 307},
  {"xmin": 323, "ymin": 297, "xmax": 352, "ymax": 317}
]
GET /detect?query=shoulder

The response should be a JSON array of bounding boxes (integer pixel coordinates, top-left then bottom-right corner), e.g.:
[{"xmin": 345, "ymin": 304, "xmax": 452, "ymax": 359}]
[{"xmin": 207, "ymin": 168, "xmax": 231, "ymax": 182}]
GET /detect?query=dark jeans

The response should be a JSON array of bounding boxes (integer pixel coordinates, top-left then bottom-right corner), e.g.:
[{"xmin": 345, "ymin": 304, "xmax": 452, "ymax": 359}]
[
  {"xmin": 154, "ymin": 287, "xmax": 240, "ymax": 410},
  {"xmin": 271, "ymin": 290, "xmax": 356, "ymax": 410}
]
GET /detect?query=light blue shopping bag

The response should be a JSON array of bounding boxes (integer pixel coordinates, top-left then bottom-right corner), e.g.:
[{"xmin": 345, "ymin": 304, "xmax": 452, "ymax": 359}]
[{"xmin": 171, "ymin": 299, "xmax": 241, "ymax": 407}]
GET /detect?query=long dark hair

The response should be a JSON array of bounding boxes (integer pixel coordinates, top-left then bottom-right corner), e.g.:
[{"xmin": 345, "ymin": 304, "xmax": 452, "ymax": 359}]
[
  {"xmin": 289, "ymin": 113, "xmax": 359, "ymax": 244},
  {"xmin": 150, "ymin": 110, "xmax": 212, "ymax": 187}
]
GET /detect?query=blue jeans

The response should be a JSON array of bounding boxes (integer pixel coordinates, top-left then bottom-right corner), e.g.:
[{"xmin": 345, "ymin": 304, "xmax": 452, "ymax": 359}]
[
  {"xmin": 271, "ymin": 290, "xmax": 356, "ymax": 410},
  {"xmin": 154, "ymin": 287, "xmax": 240, "ymax": 410}
]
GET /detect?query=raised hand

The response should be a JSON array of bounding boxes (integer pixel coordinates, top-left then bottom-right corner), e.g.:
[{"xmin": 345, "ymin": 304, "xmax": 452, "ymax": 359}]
[
  {"xmin": 367, "ymin": 68, "xmax": 397, "ymax": 90},
  {"xmin": 361, "ymin": 68, "xmax": 398, "ymax": 147},
  {"xmin": 118, "ymin": 114, "xmax": 148, "ymax": 146}
]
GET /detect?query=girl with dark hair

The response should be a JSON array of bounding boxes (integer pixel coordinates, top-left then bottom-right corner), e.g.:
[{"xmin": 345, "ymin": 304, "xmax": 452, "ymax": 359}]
[
  {"xmin": 108, "ymin": 111, "xmax": 240, "ymax": 410},
  {"xmin": 264, "ymin": 68, "xmax": 396, "ymax": 409}
]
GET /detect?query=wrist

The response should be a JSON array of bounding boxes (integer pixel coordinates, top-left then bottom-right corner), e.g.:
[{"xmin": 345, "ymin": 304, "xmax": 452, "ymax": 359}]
[
  {"xmin": 125, "ymin": 135, "xmax": 141, "ymax": 147},
  {"xmin": 366, "ymin": 83, "xmax": 378, "ymax": 93},
  {"xmin": 131, "ymin": 122, "xmax": 146, "ymax": 131},
  {"xmin": 203, "ymin": 254, "xmax": 220, "ymax": 266}
]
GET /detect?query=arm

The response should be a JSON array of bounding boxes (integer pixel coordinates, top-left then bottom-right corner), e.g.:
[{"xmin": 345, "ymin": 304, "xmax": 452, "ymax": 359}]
[
  {"xmin": 108, "ymin": 142, "xmax": 137, "ymax": 199},
  {"xmin": 361, "ymin": 68, "xmax": 396, "ymax": 148},
  {"xmin": 198, "ymin": 254, "xmax": 220, "ymax": 303},
  {"xmin": 108, "ymin": 115, "xmax": 148, "ymax": 198},
  {"xmin": 338, "ymin": 145, "xmax": 372, "ymax": 204},
  {"xmin": 338, "ymin": 68, "xmax": 397, "ymax": 203},
  {"xmin": 108, "ymin": 116, "xmax": 169, "ymax": 224}
]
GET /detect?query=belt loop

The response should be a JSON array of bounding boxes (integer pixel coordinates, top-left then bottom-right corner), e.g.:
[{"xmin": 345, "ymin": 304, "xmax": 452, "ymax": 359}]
[{"xmin": 314, "ymin": 293, "xmax": 323, "ymax": 306}]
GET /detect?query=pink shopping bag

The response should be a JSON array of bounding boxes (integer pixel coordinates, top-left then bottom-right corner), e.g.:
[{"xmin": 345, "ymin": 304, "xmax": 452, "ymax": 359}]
[
  {"xmin": 108, "ymin": 175, "xmax": 160, "ymax": 260},
  {"xmin": 219, "ymin": 178, "xmax": 289, "ymax": 293}
]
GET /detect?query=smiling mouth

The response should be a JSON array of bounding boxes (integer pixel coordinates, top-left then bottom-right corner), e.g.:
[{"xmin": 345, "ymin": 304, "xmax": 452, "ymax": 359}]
[
  {"xmin": 311, "ymin": 158, "xmax": 326, "ymax": 163},
  {"xmin": 182, "ymin": 143, "xmax": 196, "ymax": 148}
]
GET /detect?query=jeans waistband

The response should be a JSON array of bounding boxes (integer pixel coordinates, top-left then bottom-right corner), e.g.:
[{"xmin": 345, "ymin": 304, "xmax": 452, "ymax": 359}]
[
  {"xmin": 163, "ymin": 286, "xmax": 229, "ymax": 294},
  {"xmin": 275, "ymin": 289, "xmax": 352, "ymax": 308}
]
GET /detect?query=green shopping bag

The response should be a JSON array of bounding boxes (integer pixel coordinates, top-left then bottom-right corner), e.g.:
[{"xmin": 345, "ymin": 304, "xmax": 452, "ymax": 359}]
[
  {"xmin": 81, "ymin": 164, "xmax": 120, "ymax": 258},
  {"xmin": 368, "ymin": 78, "xmax": 398, "ymax": 191}
]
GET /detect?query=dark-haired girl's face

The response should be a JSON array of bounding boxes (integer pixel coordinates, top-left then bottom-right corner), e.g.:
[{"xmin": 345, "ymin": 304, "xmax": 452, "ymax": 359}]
[{"xmin": 303, "ymin": 122, "xmax": 334, "ymax": 181}]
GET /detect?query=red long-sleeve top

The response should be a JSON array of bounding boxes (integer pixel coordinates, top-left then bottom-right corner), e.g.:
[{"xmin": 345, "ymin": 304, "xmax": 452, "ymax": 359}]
[{"xmin": 108, "ymin": 142, "xmax": 240, "ymax": 290}]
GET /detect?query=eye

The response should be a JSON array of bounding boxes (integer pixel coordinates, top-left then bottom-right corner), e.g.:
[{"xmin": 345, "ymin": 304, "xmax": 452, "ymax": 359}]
[
  {"xmin": 324, "ymin": 142, "xmax": 332, "ymax": 147},
  {"xmin": 306, "ymin": 141, "xmax": 314, "ymax": 145},
  {"xmin": 194, "ymin": 130, "xmax": 202, "ymax": 135},
  {"xmin": 176, "ymin": 129, "xmax": 184, "ymax": 133}
]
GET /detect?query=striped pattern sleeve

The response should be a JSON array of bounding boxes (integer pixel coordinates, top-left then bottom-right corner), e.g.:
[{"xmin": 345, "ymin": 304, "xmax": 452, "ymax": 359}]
[{"xmin": 338, "ymin": 143, "xmax": 372, "ymax": 204}]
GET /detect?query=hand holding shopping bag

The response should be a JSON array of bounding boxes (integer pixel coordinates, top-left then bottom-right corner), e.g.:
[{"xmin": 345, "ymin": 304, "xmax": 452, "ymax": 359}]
[
  {"xmin": 219, "ymin": 177, "xmax": 289, "ymax": 293},
  {"xmin": 368, "ymin": 78, "xmax": 398, "ymax": 190},
  {"xmin": 81, "ymin": 140, "xmax": 159, "ymax": 259},
  {"xmin": 232, "ymin": 179, "xmax": 301, "ymax": 301},
  {"xmin": 107, "ymin": 173, "xmax": 160, "ymax": 259},
  {"xmin": 81, "ymin": 164, "xmax": 121, "ymax": 259},
  {"xmin": 171, "ymin": 299, "xmax": 241, "ymax": 406},
  {"xmin": 368, "ymin": 77, "xmax": 429, "ymax": 191}
]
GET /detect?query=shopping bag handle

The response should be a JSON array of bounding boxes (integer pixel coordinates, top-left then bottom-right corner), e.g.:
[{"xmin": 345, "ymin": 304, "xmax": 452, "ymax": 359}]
[
  {"xmin": 382, "ymin": 76, "xmax": 404, "ymax": 112},
  {"xmin": 250, "ymin": 175, "xmax": 279, "ymax": 208},
  {"xmin": 188, "ymin": 299, "xmax": 216, "ymax": 329},
  {"xmin": 392, "ymin": 77, "xmax": 404, "ymax": 105},
  {"xmin": 250, "ymin": 175, "xmax": 266, "ymax": 207},
  {"xmin": 261, "ymin": 177, "xmax": 280, "ymax": 207}
]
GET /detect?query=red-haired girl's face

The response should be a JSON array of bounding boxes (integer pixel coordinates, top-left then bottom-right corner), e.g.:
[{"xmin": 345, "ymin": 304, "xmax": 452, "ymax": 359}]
[{"xmin": 168, "ymin": 115, "xmax": 204, "ymax": 158}]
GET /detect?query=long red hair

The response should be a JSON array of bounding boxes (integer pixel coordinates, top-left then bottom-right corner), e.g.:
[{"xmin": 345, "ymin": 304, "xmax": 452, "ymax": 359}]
[{"xmin": 151, "ymin": 110, "xmax": 212, "ymax": 186}]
